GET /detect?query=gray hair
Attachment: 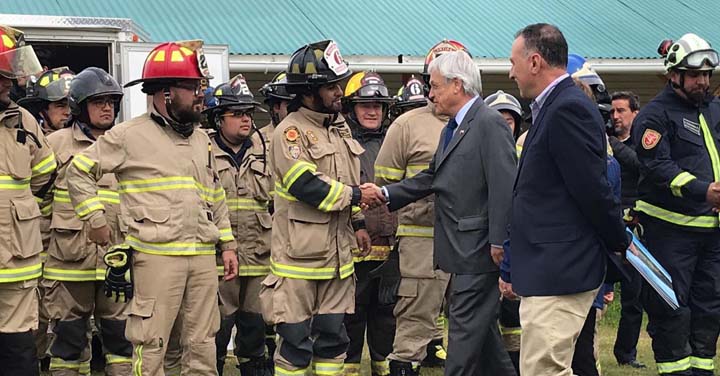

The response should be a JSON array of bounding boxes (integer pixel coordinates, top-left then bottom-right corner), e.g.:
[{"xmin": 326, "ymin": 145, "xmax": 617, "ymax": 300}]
[{"xmin": 427, "ymin": 51, "xmax": 482, "ymax": 96}]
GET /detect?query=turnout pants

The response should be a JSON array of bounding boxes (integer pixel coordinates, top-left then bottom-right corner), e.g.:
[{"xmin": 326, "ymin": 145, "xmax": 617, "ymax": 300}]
[
  {"xmin": 125, "ymin": 252, "xmax": 220, "ymax": 376},
  {"xmin": 640, "ymin": 218, "xmax": 720, "ymax": 376},
  {"xmin": 259, "ymin": 274, "xmax": 354, "ymax": 376},
  {"xmin": 344, "ymin": 261, "xmax": 395, "ymax": 376},
  {"xmin": 42, "ymin": 279, "xmax": 131, "ymax": 376},
  {"xmin": 0, "ymin": 279, "xmax": 40, "ymax": 376}
]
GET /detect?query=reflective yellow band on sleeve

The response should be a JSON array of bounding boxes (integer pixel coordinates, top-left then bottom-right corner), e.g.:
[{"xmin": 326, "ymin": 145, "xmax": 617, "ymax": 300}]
[
  {"xmin": 405, "ymin": 164, "xmax": 429, "ymax": 178},
  {"xmin": 0, "ymin": 175, "xmax": 30, "ymax": 190},
  {"xmin": 318, "ymin": 180, "xmax": 345, "ymax": 212},
  {"xmin": 218, "ymin": 227, "xmax": 234, "ymax": 242},
  {"xmin": 0, "ymin": 263, "xmax": 42, "ymax": 283},
  {"xmin": 283, "ymin": 161, "xmax": 317, "ymax": 189},
  {"xmin": 274, "ymin": 181, "xmax": 298, "ymax": 202},
  {"xmin": 54, "ymin": 189, "xmax": 70, "ymax": 203},
  {"xmin": 344, "ymin": 363, "xmax": 361, "ymax": 376},
  {"xmin": 72, "ymin": 154, "xmax": 96, "ymax": 174},
  {"xmin": 374, "ymin": 165, "xmax": 404, "ymax": 181},
  {"xmin": 96, "ymin": 268, "xmax": 106, "ymax": 281},
  {"xmin": 311, "ymin": 361, "xmax": 344, "ymax": 376},
  {"xmin": 50, "ymin": 358, "xmax": 90, "ymax": 373},
  {"xmin": 274, "ymin": 366, "xmax": 308, "ymax": 376},
  {"xmin": 499, "ymin": 326, "xmax": 522, "ymax": 336},
  {"xmin": 74, "ymin": 196, "xmax": 104, "ymax": 218},
  {"xmin": 396, "ymin": 224, "xmax": 434, "ymax": 237},
  {"xmin": 32, "ymin": 152, "xmax": 57, "ymax": 176},
  {"xmin": 216, "ymin": 265, "xmax": 225, "ymax": 277},
  {"xmin": 669, "ymin": 171, "xmax": 696, "ymax": 197},
  {"xmin": 634, "ymin": 200, "xmax": 719, "ymax": 228},
  {"xmin": 238, "ymin": 264, "xmax": 271, "ymax": 276},
  {"xmin": 370, "ymin": 360, "xmax": 390, "ymax": 376},
  {"xmin": 227, "ymin": 198, "xmax": 269, "ymax": 211},
  {"xmin": 353, "ymin": 245, "xmax": 392, "ymax": 262},
  {"xmin": 657, "ymin": 357, "xmax": 691, "ymax": 374},
  {"xmin": 42, "ymin": 267, "xmax": 97, "ymax": 282},
  {"xmin": 352, "ymin": 206, "xmax": 361, "ymax": 215},
  {"xmin": 105, "ymin": 354, "xmax": 132, "ymax": 365},
  {"xmin": 98, "ymin": 189, "xmax": 120, "ymax": 204}
]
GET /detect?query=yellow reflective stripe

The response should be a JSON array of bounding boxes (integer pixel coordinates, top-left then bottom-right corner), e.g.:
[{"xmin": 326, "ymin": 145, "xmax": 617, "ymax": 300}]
[
  {"xmin": 271, "ymin": 259, "xmax": 354, "ymax": 280},
  {"xmin": 218, "ymin": 227, "xmax": 234, "ymax": 242},
  {"xmin": 119, "ymin": 176, "xmax": 222, "ymax": 202},
  {"xmin": 238, "ymin": 264, "xmax": 271, "ymax": 276},
  {"xmin": 32, "ymin": 152, "xmax": 57, "ymax": 176},
  {"xmin": 96, "ymin": 268, "xmax": 105, "ymax": 280},
  {"xmin": 105, "ymin": 354, "xmax": 132, "ymax": 364},
  {"xmin": 396, "ymin": 224, "xmax": 434, "ymax": 237},
  {"xmin": 40, "ymin": 202, "xmax": 52, "ymax": 215},
  {"xmin": 0, "ymin": 263, "xmax": 42, "ymax": 282},
  {"xmin": 72, "ymin": 154, "xmax": 95, "ymax": 174},
  {"xmin": 405, "ymin": 164, "xmax": 428, "ymax": 178},
  {"xmin": 134, "ymin": 344, "xmax": 144, "ymax": 376},
  {"xmin": 500, "ymin": 326, "xmax": 522, "ymax": 335},
  {"xmin": 669, "ymin": 171, "xmax": 696, "ymax": 197},
  {"xmin": 274, "ymin": 181, "xmax": 298, "ymax": 201},
  {"xmin": 126, "ymin": 235, "xmax": 216, "ymax": 256},
  {"xmin": 282, "ymin": 161, "xmax": 317, "ymax": 189},
  {"xmin": 312, "ymin": 361, "xmax": 344, "ymax": 376},
  {"xmin": 196, "ymin": 182, "xmax": 225, "ymax": 203},
  {"xmin": 318, "ymin": 180, "xmax": 344, "ymax": 212},
  {"xmin": 344, "ymin": 363, "xmax": 361, "ymax": 376},
  {"xmin": 43, "ymin": 267, "xmax": 97, "ymax": 282},
  {"xmin": 79, "ymin": 360, "xmax": 90, "ymax": 375},
  {"xmin": 227, "ymin": 198, "xmax": 268, "ymax": 211},
  {"xmin": 374, "ymin": 164, "xmax": 404, "ymax": 181},
  {"xmin": 635, "ymin": 200, "xmax": 719, "ymax": 228},
  {"xmin": 352, "ymin": 205, "xmax": 361, "ymax": 215},
  {"xmin": 54, "ymin": 189, "xmax": 70, "ymax": 203},
  {"xmin": 0, "ymin": 175, "xmax": 30, "ymax": 190},
  {"xmin": 371, "ymin": 360, "xmax": 390, "ymax": 376},
  {"xmin": 216, "ymin": 265, "xmax": 225, "ymax": 276},
  {"xmin": 40, "ymin": 251, "xmax": 47, "ymax": 264},
  {"xmin": 274, "ymin": 365, "xmax": 308, "ymax": 376},
  {"xmin": 657, "ymin": 356, "xmax": 691, "ymax": 374},
  {"xmin": 353, "ymin": 246, "xmax": 392, "ymax": 262},
  {"xmin": 74, "ymin": 196, "xmax": 104, "ymax": 218},
  {"xmin": 98, "ymin": 189, "xmax": 120, "ymax": 204},
  {"xmin": 699, "ymin": 114, "xmax": 720, "ymax": 182},
  {"xmin": 691, "ymin": 356, "xmax": 714, "ymax": 370}
]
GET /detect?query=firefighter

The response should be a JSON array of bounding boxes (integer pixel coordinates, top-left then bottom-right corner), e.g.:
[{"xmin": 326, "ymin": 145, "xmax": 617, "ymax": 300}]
[
  {"xmin": 0, "ymin": 24, "xmax": 56, "ymax": 376},
  {"xmin": 373, "ymin": 40, "xmax": 469, "ymax": 376},
  {"xmin": 204, "ymin": 74, "xmax": 273, "ymax": 376},
  {"xmin": 65, "ymin": 39, "xmax": 238, "ymax": 376},
  {"xmin": 633, "ymin": 33, "xmax": 720, "ymax": 376},
  {"xmin": 41, "ymin": 67, "xmax": 131, "ymax": 376},
  {"xmin": 259, "ymin": 71, "xmax": 294, "ymax": 145},
  {"xmin": 259, "ymin": 39, "xmax": 382, "ymax": 376},
  {"xmin": 485, "ymin": 90, "xmax": 523, "ymax": 140},
  {"xmin": 341, "ymin": 71, "xmax": 397, "ymax": 376},
  {"xmin": 388, "ymin": 76, "xmax": 427, "ymax": 122}
]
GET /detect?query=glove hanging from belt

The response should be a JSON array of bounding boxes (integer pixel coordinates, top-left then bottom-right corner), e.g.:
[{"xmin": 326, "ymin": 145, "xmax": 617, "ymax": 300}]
[
  {"xmin": 368, "ymin": 239, "xmax": 401, "ymax": 305},
  {"xmin": 103, "ymin": 244, "xmax": 134, "ymax": 302}
]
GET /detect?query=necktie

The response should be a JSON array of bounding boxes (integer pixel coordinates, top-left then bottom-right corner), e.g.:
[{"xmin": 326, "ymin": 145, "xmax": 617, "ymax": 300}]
[{"xmin": 443, "ymin": 119, "xmax": 459, "ymax": 152}]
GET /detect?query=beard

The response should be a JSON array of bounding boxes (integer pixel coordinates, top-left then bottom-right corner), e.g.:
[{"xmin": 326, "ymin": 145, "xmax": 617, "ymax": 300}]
[{"xmin": 168, "ymin": 98, "xmax": 202, "ymax": 124}]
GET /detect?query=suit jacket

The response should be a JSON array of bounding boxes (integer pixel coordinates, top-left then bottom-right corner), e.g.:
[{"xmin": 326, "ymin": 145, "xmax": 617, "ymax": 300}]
[
  {"xmin": 510, "ymin": 77, "xmax": 628, "ymax": 296},
  {"xmin": 385, "ymin": 98, "xmax": 517, "ymax": 274}
]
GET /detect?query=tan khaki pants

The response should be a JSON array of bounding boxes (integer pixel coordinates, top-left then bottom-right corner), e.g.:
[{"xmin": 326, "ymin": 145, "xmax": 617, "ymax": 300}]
[
  {"xmin": 125, "ymin": 252, "xmax": 220, "ymax": 376},
  {"xmin": 519, "ymin": 287, "xmax": 599, "ymax": 376},
  {"xmin": 0, "ymin": 279, "xmax": 38, "ymax": 333},
  {"xmin": 388, "ymin": 272, "xmax": 449, "ymax": 363}
]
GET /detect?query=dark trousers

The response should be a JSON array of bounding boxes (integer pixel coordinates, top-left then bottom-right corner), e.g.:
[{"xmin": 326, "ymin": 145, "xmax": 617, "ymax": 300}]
[
  {"xmin": 572, "ymin": 307, "xmax": 599, "ymax": 376},
  {"xmin": 640, "ymin": 218, "xmax": 720, "ymax": 376},
  {"xmin": 345, "ymin": 261, "xmax": 396, "ymax": 364},
  {"xmin": 613, "ymin": 267, "xmax": 643, "ymax": 364},
  {"xmin": 445, "ymin": 272, "xmax": 516, "ymax": 376}
]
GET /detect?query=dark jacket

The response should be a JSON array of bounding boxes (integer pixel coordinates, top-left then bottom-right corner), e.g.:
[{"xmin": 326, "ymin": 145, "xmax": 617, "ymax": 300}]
[
  {"xmin": 385, "ymin": 98, "xmax": 517, "ymax": 274},
  {"xmin": 509, "ymin": 77, "xmax": 628, "ymax": 296},
  {"xmin": 609, "ymin": 135, "xmax": 640, "ymax": 209}
]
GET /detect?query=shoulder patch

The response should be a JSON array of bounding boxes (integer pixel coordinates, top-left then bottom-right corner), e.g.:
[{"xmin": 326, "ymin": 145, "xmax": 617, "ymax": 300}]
[
  {"xmin": 642, "ymin": 129, "xmax": 661, "ymax": 150},
  {"xmin": 284, "ymin": 126, "xmax": 299, "ymax": 142}
]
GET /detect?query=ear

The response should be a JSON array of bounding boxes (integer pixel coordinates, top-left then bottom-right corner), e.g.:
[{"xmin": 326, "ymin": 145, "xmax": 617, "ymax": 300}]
[{"xmin": 530, "ymin": 54, "xmax": 542, "ymax": 74}]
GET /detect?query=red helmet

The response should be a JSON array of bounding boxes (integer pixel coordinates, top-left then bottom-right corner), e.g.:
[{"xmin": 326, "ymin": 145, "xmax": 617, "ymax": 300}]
[
  {"xmin": 0, "ymin": 25, "xmax": 42, "ymax": 79},
  {"xmin": 422, "ymin": 39, "xmax": 470, "ymax": 77},
  {"xmin": 124, "ymin": 40, "xmax": 212, "ymax": 90}
]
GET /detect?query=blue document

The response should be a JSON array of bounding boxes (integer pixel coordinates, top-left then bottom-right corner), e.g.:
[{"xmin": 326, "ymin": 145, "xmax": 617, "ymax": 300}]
[{"xmin": 625, "ymin": 228, "xmax": 679, "ymax": 310}]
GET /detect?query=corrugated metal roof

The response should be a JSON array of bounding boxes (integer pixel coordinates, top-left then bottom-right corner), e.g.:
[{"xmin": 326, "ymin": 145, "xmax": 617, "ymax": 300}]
[{"xmin": 3, "ymin": 0, "xmax": 720, "ymax": 58}]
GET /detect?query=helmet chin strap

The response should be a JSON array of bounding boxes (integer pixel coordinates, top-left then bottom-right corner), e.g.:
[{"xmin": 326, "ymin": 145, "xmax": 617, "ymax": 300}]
[{"xmin": 162, "ymin": 88, "xmax": 195, "ymax": 137}]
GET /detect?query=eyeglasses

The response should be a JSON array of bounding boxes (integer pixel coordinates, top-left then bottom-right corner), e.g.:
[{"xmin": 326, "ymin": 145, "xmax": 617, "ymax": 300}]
[
  {"xmin": 682, "ymin": 50, "xmax": 720, "ymax": 69},
  {"xmin": 87, "ymin": 96, "xmax": 118, "ymax": 108},
  {"xmin": 173, "ymin": 82, "xmax": 204, "ymax": 96},
  {"xmin": 221, "ymin": 109, "xmax": 254, "ymax": 118}
]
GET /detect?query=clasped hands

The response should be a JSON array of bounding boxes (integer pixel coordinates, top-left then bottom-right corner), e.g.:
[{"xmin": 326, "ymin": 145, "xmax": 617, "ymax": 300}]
[{"xmin": 358, "ymin": 183, "xmax": 386, "ymax": 209}]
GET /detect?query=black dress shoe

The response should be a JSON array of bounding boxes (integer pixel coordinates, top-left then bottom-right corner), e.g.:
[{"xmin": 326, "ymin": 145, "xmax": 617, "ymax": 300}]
[{"xmin": 619, "ymin": 359, "xmax": 646, "ymax": 368}]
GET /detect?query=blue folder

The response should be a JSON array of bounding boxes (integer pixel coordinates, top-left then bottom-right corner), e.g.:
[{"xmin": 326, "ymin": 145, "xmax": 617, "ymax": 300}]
[{"xmin": 625, "ymin": 228, "xmax": 679, "ymax": 310}]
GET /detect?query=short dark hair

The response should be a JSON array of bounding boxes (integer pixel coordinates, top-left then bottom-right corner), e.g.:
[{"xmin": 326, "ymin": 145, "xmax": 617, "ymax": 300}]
[
  {"xmin": 611, "ymin": 91, "xmax": 640, "ymax": 112},
  {"xmin": 515, "ymin": 23, "xmax": 568, "ymax": 69}
]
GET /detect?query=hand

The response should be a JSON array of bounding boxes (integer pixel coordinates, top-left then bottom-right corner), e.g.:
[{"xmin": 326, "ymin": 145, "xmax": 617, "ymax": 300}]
[
  {"xmin": 706, "ymin": 182, "xmax": 720, "ymax": 207},
  {"xmin": 499, "ymin": 277, "xmax": 518, "ymax": 300},
  {"xmin": 355, "ymin": 229, "xmax": 372, "ymax": 257},
  {"xmin": 222, "ymin": 249, "xmax": 238, "ymax": 281},
  {"xmin": 490, "ymin": 245, "xmax": 504, "ymax": 266},
  {"xmin": 627, "ymin": 241, "xmax": 640, "ymax": 257},
  {"xmin": 603, "ymin": 291, "xmax": 615, "ymax": 304},
  {"xmin": 89, "ymin": 224, "xmax": 111, "ymax": 246},
  {"xmin": 359, "ymin": 183, "xmax": 386, "ymax": 209}
]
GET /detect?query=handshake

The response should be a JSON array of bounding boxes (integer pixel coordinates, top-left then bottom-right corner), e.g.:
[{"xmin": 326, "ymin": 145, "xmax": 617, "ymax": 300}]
[{"xmin": 358, "ymin": 183, "xmax": 387, "ymax": 210}]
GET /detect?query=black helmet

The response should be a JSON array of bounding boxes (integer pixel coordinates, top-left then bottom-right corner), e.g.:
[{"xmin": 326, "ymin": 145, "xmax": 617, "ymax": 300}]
[
  {"xmin": 283, "ymin": 40, "xmax": 352, "ymax": 95},
  {"xmin": 18, "ymin": 66, "xmax": 75, "ymax": 107},
  {"xmin": 259, "ymin": 72, "xmax": 295, "ymax": 104},
  {"xmin": 203, "ymin": 74, "xmax": 266, "ymax": 127},
  {"xmin": 389, "ymin": 76, "xmax": 427, "ymax": 119},
  {"xmin": 69, "ymin": 67, "xmax": 123, "ymax": 116}
]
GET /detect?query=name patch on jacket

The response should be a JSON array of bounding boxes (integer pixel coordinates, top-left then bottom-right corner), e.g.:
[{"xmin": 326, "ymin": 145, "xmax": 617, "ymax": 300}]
[{"xmin": 682, "ymin": 118, "xmax": 701, "ymax": 136}]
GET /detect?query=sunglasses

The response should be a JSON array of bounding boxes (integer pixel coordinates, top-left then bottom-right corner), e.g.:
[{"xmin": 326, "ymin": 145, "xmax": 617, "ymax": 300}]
[{"xmin": 173, "ymin": 82, "xmax": 204, "ymax": 96}]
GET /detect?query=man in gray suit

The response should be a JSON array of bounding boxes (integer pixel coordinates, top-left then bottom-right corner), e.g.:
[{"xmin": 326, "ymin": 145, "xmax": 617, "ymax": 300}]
[{"xmin": 367, "ymin": 51, "xmax": 517, "ymax": 375}]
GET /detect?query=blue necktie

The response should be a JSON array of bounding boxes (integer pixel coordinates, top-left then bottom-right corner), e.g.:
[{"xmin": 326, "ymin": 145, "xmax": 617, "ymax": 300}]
[{"xmin": 443, "ymin": 119, "xmax": 458, "ymax": 152}]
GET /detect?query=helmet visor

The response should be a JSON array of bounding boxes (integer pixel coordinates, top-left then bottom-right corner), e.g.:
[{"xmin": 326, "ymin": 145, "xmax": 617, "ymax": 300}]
[
  {"xmin": 683, "ymin": 50, "xmax": 720, "ymax": 69},
  {"xmin": 0, "ymin": 45, "xmax": 42, "ymax": 79},
  {"xmin": 356, "ymin": 84, "xmax": 389, "ymax": 99}
]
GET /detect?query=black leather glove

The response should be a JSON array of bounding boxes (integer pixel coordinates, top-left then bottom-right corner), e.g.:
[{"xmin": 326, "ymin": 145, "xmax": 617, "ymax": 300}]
[
  {"xmin": 103, "ymin": 245, "xmax": 133, "ymax": 302},
  {"xmin": 368, "ymin": 241, "xmax": 401, "ymax": 305}
]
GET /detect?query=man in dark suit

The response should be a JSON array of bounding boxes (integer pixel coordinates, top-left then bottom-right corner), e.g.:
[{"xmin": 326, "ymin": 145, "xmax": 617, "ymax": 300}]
[
  {"xmin": 366, "ymin": 50, "xmax": 517, "ymax": 375},
  {"xmin": 503, "ymin": 23, "xmax": 631, "ymax": 376}
]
